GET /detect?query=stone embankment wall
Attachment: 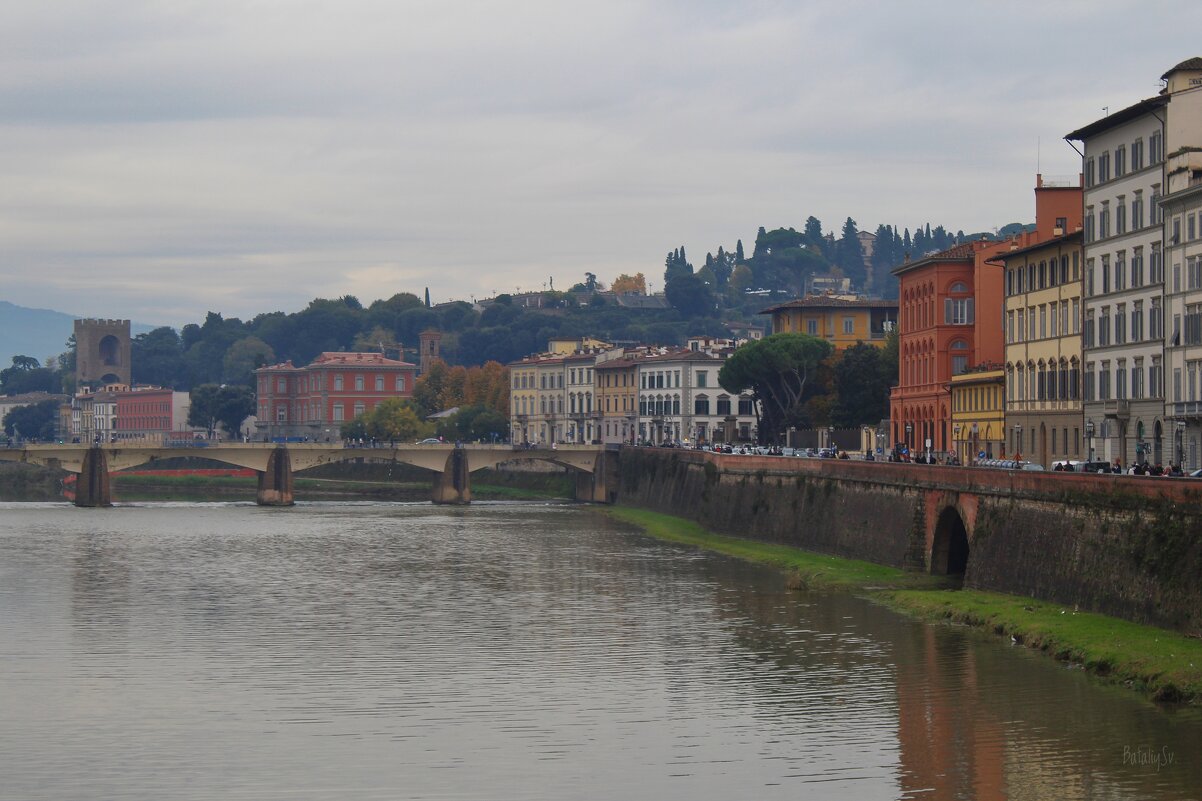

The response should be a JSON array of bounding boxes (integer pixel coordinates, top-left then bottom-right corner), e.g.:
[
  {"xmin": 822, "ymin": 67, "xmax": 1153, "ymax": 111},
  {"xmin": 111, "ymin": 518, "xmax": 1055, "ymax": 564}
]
[{"xmin": 617, "ymin": 448, "xmax": 1202, "ymax": 636}]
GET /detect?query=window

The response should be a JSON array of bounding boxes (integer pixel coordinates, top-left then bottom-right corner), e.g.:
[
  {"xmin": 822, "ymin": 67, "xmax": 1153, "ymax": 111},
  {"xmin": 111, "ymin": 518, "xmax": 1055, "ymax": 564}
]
[
  {"xmin": 1084, "ymin": 362, "xmax": 1095, "ymax": 402},
  {"xmin": 354, "ymin": 402, "xmax": 365, "ymax": 417},
  {"xmin": 1132, "ymin": 193, "xmax": 1144, "ymax": 230},
  {"xmin": 1099, "ymin": 362, "xmax": 1111, "ymax": 400},
  {"xmin": 842, "ymin": 317, "xmax": 855, "ymax": 335},
  {"xmin": 1098, "ymin": 203, "xmax": 1110, "ymax": 239},
  {"xmin": 697, "ymin": 371, "xmax": 707, "ymax": 388},
  {"xmin": 395, "ymin": 376, "xmax": 406, "ymax": 392},
  {"xmin": 1099, "ymin": 307, "xmax": 1110, "ymax": 346},
  {"xmin": 277, "ymin": 378, "xmax": 286, "ymax": 393},
  {"xmin": 738, "ymin": 397, "xmax": 754, "ymax": 415},
  {"xmin": 716, "ymin": 396, "xmax": 731, "ymax": 415},
  {"xmin": 944, "ymin": 298, "xmax": 974, "ymax": 325},
  {"xmin": 1114, "ymin": 253, "xmax": 1125, "ymax": 291},
  {"xmin": 1150, "ymin": 130, "xmax": 1162, "ymax": 163},
  {"xmin": 1132, "ymin": 359, "xmax": 1144, "ymax": 399},
  {"xmin": 334, "ymin": 375, "xmax": 344, "ymax": 391},
  {"xmin": 1132, "ymin": 301, "xmax": 1143, "ymax": 341},
  {"xmin": 694, "ymin": 395, "xmax": 709, "ymax": 415},
  {"xmin": 1116, "ymin": 201, "xmax": 1126, "ymax": 235},
  {"xmin": 333, "ymin": 404, "xmax": 344, "ymax": 422},
  {"xmin": 1115, "ymin": 144, "xmax": 1126, "ymax": 177},
  {"xmin": 375, "ymin": 376, "xmax": 384, "ymax": 391},
  {"xmin": 355, "ymin": 375, "xmax": 364, "ymax": 391},
  {"xmin": 1085, "ymin": 157, "xmax": 1095, "ymax": 187},
  {"xmin": 1132, "ymin": 247, "xmax": 1144, "ymax": 286},
  {"xmin": 807, "ymin": 319, "xmax": 818, "ymax": 335},
  {"xmin": 1132, "ymin": 138, "xmax": 1144, "ymax": 171},
  {"xmin": 1151, "ymin": 244, "xmax": 1163, "ymax": 283},
  {"xmin": 1115, "ymin": 304, "xmax": 1126, "ymax": 344}
]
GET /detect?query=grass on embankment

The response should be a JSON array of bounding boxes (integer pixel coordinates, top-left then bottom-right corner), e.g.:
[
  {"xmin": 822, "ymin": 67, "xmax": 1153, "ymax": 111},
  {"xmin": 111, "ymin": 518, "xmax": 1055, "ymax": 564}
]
[
  {"xmin": 879, "ymin": 588, "xmax": 1202, "ymax": 703},
  {"xmin": 605, "ymin": 505, "xmax": 1202, "ymax": 704},
  {"xmin": 604, "ymin": 507, "xmax": 946, "ymax": 591}
]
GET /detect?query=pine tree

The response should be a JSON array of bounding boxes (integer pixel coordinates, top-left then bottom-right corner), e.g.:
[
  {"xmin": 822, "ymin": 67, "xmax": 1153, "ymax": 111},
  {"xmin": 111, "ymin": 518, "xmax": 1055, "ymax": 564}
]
[
  {"xmin": 424, "ymin": 287, "xmax": 431, "ymax": 307},
  {"xmin": 735, "ymin": 240, "xmax": 745, "ymax": 263}
]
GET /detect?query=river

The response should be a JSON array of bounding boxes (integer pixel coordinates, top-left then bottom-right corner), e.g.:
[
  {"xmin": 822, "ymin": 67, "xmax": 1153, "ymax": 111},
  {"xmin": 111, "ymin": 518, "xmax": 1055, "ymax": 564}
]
[{"xmin": 0, "ymin": 501, "xmax": 1198, "ymax": 800}]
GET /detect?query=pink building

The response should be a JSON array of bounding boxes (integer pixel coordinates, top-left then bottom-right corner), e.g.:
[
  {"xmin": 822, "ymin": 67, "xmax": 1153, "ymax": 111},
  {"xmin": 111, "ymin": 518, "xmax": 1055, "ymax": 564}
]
[
  {"xmin": 113, "ymin": 387, "xmax": 191, "ymax": 442},
  {"xmin": 255, "ymin": 352, "xmax": 418, "ymax": 440}
]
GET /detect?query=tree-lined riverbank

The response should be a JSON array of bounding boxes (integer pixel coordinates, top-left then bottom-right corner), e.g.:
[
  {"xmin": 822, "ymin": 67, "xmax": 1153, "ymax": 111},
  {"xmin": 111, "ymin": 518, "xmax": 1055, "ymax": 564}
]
[{"xmin": 605, "ymin": 506, "xmax": 1202, "ymax": 704}]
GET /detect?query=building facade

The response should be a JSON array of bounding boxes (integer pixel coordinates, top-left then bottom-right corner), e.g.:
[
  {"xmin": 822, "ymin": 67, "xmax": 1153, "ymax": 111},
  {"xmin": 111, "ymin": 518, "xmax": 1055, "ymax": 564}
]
[
  {"xmin": 113, "ymin": 387, "xmax": 192, "ymax": 442},
  {"xmin": 255, "ymin": 352, "xmax": 418, "ymax": 440},
  {"xmin": 636, "ymin": 350, "xmax": 757, "ymax": 445},
  {"xmin": 759, "ymin": 296, "xmax": 898, "ymax": 351},
  {"xmin": 1068, "ymin": 92, "xmax": 1169, "ymax": 468},
  {"xmin": 1160, "ymin": 58, "xmax": 1202, "ymax": 470},
  {"xmin": 595, "ymin": 352, "xmax": 641, "ymax": 445},
  {"xmin": 1000, "ymin": 232, "xmax": 1085, "ymax": 466},
  {"xmin": 949, "ymin": 367, "xmax": 1005, "ymax": 464},
  {"xmin": 889, "ymin": 241, "xmax": 1008, "ymax": 458}
]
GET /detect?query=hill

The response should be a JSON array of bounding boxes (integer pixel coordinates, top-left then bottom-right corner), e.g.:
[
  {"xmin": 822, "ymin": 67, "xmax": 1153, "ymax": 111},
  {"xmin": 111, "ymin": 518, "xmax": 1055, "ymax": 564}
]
[{"xmin": 0, "ymin": 301, "xmax": 154, "ymax": 369}]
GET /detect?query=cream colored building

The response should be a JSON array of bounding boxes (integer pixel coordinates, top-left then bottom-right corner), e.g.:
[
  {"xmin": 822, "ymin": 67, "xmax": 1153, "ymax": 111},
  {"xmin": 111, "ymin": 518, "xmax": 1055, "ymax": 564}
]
[
  {"xmin": 1161, "ymin": 58, "xmax": 1202, "ymax": 470},
  {"xmin": 1000, "ymin": 232, "xmax": 1085, "ymax": 465}
]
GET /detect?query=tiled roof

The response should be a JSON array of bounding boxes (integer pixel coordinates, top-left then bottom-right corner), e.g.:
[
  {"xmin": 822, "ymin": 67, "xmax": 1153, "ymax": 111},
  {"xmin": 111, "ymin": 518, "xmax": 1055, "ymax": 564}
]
[
  {"xmin": 310, "ymin": 352, "xmax": 415, "ymax": 367},
  {"xmin": 1163, "ymin": 57, "xmax": 1202, "ymax": 79},
  {"xmin": 1064, "ymin": 95, "xmax": 1167, "ymax": 141},
  {"xmin": 758, "ymin": 296, "xmax": 899, "ymax": 315},
  {"xmin": 890, "ymin": 241, "xmax": 981, "ymax": 276}
]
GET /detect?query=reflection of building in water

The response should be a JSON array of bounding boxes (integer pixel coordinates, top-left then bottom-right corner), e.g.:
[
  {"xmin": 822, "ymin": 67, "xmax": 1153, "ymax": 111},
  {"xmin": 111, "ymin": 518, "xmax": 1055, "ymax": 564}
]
[{"xmin": 895, "ymin": 626, "xmax": 1006, "ymax": 800}]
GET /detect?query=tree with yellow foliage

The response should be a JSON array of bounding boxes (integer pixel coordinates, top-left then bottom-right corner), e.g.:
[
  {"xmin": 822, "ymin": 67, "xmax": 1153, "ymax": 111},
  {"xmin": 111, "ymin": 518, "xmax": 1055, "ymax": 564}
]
[{"xmin": 611, "ymin": 273, "xmax": 646, "ymax": 295}]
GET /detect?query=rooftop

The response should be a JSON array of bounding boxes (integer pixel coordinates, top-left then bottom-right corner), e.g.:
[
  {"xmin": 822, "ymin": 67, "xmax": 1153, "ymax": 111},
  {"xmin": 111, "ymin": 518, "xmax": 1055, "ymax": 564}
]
[{"xmin": 759, "ymin": 295, "xmax": 899, "ymax": 315}]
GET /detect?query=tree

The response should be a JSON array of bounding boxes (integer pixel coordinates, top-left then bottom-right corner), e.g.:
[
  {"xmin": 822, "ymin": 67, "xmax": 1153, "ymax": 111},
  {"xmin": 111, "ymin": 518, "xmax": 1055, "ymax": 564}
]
[
  {"xmin": 0, "ymin": 356, "xmax": 60, "ymax": 395},
  {"xmin": 830, "ymin": 343, "xmax": 890, "ymax": 427},
  {"xmin": 834, "ymin": 217, "xmax": 865, "ymax": 288},
  {"xmin": 365, "ymin": 398, "xmax": 431, "ymax": 442},
  {"xmin": 664, "ymin": 273, "xmax": 716, "ymax": 317},
  {"xmin": 222, "ymin": 336, "xmax": 275, "ymax": 386},
  {"xmin": 3, "ymin": 399, "xmax": 60, "ymax": 441},
  {"xmin": 718, "ymin": 333, "xmax": 834, "ymax": 442},
  {"xmin": 435, "ymin": 404, "xmax": 508, "ymax": 442},
  {"xmin": 187, "ymin": 384, "xmax": 255, "ymax": 439},
  {"xmin": 131, "ymin": 327, "xmax": 183, "ymax": 388},
  {"xmin": 611, "ymin": 273, "xmax": 646, "ymax": 295}
]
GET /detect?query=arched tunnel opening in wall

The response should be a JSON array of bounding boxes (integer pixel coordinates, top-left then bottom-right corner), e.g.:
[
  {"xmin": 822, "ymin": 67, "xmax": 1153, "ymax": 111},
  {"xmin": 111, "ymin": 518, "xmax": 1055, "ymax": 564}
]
[{"xmin": 931, "ymin": 506, "xmax": 969, "ymax": 581}]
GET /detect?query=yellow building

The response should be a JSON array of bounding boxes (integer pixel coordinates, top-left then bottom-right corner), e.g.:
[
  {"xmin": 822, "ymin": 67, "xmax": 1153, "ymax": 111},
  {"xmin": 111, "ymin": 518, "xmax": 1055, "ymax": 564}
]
[
  {"xmin": 547, "ymin": 336, "xmax": 611, "ymax": 355},
  {"xmin": 950, "ymin": 367, "xmax": 1005, "ymax": 464},
  {"xmin": 758, "ymin": 295, "xmax": 898, "ymax": 350},
  {"xmin": 594, "ymin": 351, "xmax": 642, "ymax": 445},
  {"xmin": 998, "ymin": 232, "xmax": 1084, "ymax": 466}
]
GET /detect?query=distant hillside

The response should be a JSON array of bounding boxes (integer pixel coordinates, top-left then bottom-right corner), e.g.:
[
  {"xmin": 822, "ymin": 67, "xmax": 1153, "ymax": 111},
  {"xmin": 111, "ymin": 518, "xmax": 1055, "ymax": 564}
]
[{"xmin": 0, "ymin": 301, "xmax": 155, "ymax": 368}]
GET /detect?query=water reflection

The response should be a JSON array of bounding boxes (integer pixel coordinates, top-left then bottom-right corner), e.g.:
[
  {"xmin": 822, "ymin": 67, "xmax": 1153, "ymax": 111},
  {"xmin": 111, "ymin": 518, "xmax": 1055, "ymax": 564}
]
[{"xmin": 0, "ymin": 502, "xmax": 1197, "ymax": 801}]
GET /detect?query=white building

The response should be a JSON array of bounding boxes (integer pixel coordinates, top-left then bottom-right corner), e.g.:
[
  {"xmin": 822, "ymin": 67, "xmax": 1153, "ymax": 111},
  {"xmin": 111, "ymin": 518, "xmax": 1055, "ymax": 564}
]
[
  {"xmin": 636, "ymin": 349, "xmax": 758, "ymax": 444},
  {"xmin": 1160, "ymin": 58, "xmax": 1202, "ymax": 469},
  {"xmin": 1068, "ymin": 84, "xmax": 1169, "ymax": 466}
]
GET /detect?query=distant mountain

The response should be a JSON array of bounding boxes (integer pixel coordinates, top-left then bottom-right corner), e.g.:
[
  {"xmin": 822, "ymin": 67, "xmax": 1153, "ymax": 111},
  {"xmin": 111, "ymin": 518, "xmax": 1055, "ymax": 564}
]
[{"xmin": 0, "ymin": 301, "xmax": 156, "ymax": 369}]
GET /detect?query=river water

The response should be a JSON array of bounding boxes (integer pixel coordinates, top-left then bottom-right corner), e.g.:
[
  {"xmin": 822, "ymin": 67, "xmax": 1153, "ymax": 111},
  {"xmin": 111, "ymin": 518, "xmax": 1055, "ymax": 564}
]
[{"xmin": 0, "ymin": 501, "xmax": 1198, "ymax": 801}]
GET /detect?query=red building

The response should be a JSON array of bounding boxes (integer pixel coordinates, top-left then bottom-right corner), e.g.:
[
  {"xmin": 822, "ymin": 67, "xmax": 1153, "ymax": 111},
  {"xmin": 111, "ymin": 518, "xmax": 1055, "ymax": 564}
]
[
  {"xmin": 255, "ymin": 352, "xmax": 418, "ymax": 440},
  {"xmin": 113, "ymin": 387, "xmax": 192, "ymax": 442},
  {"xmin": 890, "ymin": 240, "xmax": 1010, "ymax": 458},
  {"xmin": 889, "ymin": 176, "xmax": 1084, "ymax": 460}
]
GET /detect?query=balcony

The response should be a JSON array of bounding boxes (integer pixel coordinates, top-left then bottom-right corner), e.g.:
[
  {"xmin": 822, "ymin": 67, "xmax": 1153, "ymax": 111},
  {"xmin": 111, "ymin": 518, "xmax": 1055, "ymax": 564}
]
[
  {"xmin": 1102, "ymin": 399, "xmax": 1130, "ymax": 420},
  {"xmin": 1171, "ymin": 401, "xmax": 1202, "ymax": 419}
]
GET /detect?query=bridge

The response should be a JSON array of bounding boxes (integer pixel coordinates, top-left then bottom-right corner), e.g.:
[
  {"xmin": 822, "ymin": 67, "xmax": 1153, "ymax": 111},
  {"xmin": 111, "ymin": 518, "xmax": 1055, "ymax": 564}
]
[{"xmin": 0, "ymin": 443, "xmax": 618, "ymax": 507}]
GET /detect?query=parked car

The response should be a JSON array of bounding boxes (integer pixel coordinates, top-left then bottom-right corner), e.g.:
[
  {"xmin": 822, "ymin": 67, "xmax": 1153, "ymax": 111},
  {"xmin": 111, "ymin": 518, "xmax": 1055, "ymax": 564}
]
[{"xmin": 417, "ymin": 438, "xmax": 443, "ymax": 444}]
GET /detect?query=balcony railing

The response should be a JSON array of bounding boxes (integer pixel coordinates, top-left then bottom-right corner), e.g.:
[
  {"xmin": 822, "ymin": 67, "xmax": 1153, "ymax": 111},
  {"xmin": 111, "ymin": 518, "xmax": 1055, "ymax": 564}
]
[
  {"xmin": 1102, "ymin": 399, "xmax": 1131, "ymax": 419},
  {"xmin": 1171, "ymin": 401, "xmax": 1202, "ymax": 418}
]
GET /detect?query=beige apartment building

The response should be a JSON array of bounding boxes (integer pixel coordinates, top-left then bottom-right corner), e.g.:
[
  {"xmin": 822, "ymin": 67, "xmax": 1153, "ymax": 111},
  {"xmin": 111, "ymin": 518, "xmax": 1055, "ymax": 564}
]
[
  {"xmin": 1161, "ymin": 58, "xmax": 1202, "ymax": 470},
  {"xmin": 1000, "ymin": 232, "xmax": 1085, "ymax": 465},
  {"xmin": 595, "ymin": 351, "xmax": 642, "ymax": 445}
]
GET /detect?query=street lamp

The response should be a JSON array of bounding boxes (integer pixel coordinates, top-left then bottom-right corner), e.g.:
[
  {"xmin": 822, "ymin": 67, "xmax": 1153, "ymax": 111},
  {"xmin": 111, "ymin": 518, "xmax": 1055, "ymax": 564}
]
[
  {"xmin": 827, "ymin": 424, "xmax": 834, "ymax": 451},
  {"xmin": 904, "ymin": 422, "xmax": 913, "ymax": 455},
  {"xmin": 1085, "ymin": 419, "xmax": 1095, "ymax": 462},
  {"xmin": 1176, "ymin": 420, "xmax": 1186, "ymax": 468},
  {"xmin": 1014, "ymin": 423, "xmax": 1023, "ymax": 467},
  {"xmin": 970, "ymin": 422, "xmax": 979, "ymax": 465}
]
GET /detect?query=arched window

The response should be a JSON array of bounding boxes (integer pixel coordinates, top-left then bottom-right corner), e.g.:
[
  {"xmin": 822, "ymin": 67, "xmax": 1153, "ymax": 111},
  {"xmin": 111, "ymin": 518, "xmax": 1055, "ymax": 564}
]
[
  {"xmin": 694, "ymin": 394, "xmax": 710, "ymax": 415},
  {"xmin": 949, "ymin": 281, "xmax": 969, "ymax": 294}
]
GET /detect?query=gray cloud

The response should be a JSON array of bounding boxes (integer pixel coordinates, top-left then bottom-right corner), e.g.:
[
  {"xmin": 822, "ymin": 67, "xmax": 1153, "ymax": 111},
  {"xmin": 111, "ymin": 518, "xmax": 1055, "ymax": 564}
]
[{"xmin": 0, "ymin": 0, "xmax": 1193, "ymax": 325}]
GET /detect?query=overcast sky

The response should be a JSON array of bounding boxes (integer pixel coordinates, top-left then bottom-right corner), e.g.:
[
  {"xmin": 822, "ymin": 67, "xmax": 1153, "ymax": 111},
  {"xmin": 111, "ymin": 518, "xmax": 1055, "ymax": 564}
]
[{"xmin": 1, "ymin": 1, "xmax": 1195, "ymax": 327}]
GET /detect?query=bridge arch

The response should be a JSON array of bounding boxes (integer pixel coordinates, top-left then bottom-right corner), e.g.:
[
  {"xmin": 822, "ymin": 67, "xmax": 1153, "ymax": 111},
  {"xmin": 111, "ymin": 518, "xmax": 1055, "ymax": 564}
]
[{"xmin": 930, "ymin": 505, "xmax": 969, "ymax": 577}]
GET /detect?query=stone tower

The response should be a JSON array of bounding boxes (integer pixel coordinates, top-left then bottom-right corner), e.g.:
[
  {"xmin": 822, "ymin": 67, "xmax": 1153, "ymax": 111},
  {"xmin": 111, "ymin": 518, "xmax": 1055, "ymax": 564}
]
[
  {"xmin": 419, "ymin": 329, "xmax": 442, "ymax": 375},
  {"xmin": 74, "ymin": 318, "xmax": 131, "ymax": 388}
]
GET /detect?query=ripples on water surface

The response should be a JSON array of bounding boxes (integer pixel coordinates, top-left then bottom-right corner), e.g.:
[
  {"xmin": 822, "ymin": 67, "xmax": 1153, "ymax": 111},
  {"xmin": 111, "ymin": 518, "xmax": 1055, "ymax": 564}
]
[{"xmin": 0, "ymin": 501, "xmax": 1199, "ymax": 800}]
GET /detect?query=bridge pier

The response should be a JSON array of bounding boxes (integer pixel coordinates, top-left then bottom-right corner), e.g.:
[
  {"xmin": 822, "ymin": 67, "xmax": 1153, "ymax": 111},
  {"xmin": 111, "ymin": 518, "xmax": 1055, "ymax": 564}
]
[
  {"xmin": 432, "ymin": 448, "xmax": 470, "ymax": 504},
  {"xmin": 256, "ymin": 447, "xmax": 294, "ymax": 506},
  {"xmin": 75, "ymin": 447, "xmax": 112, "ymax": 507},
  {"xmin": 574, "ymin": 449, "xmax": 619, "ymax": 503}
]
